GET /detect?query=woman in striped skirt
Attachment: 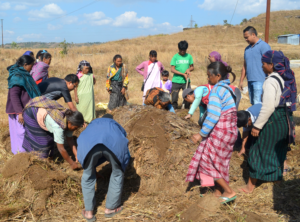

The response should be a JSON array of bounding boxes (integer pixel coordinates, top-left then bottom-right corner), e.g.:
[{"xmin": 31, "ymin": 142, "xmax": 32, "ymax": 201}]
[
  {"xmin": 74, "ymin": 60, "xmax": 96, "ymax": 124},
  {"xmin": 239, "ymin": 50, "xmax": 297, "ymax": 193}
]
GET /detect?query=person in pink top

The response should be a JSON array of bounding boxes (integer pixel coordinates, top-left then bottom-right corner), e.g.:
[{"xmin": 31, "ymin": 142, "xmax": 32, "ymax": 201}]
[{"xmin": 135, "ymin": 50, "xmax": 164, "ymax": 103}]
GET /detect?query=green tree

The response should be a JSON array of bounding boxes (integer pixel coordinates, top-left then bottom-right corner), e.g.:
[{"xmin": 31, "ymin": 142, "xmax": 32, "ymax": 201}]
[
  {"xmin": 11, "ymin": 41, "xmax": 18, "ymax": 49},
  {"xmin": 194, "ymin": 23, "xmax": 198, "ymax": 28},
  {"xmin": 59, "ymin": 39, "xmax": 70, "ymax": 55},
  {"xmin": 223, "ymin": 20, "xmax": 228, "ymax": 25},
  {"xmin": 242, "ymin": 18, "xmax": 248, "ymax": 23}
]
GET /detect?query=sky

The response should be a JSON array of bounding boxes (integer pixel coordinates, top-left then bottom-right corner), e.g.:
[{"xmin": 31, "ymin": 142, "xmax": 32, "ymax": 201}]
[{"xmin": 1, "ymin": 0, "xmax": 300, "ymax": 44}]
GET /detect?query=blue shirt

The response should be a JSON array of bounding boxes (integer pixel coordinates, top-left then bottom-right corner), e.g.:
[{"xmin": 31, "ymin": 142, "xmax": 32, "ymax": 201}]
[
  {"xmin": 243, "ymin": 103, "xmax": 262, "ymax": 132},
  {"xmin": 188, "ymin": 86, "xmax": 210, "ymax": 116},
  {"xmin": 77, "ymin": 118, "xmax": 131, "ymax": 171},
  {"xmin": 244, "ymin": 39, "xmax": 271, "ymax": 82}
]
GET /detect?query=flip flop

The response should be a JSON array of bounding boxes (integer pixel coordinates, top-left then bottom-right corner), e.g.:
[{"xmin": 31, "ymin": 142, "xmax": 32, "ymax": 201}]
[
  {"xmin": 82, "ymin": 210, "xmax": 96, "ymax": 222},
  {"xmin": 105, "ymin": 206, "xmax": 123, "ymax": 218},
  {"xmin": 238, "ymin": 187, "xmax": 253, "ymax": 194},
  {"xmin": 219, "ymin": 196, "xmax": 237, "ymax": 204}
]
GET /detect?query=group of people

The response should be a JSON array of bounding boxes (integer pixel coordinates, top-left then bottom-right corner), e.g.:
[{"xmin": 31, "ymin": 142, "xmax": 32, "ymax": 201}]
[{"xmin": 4, "ymin": 25, "xmax": 297, "ymax": 220}]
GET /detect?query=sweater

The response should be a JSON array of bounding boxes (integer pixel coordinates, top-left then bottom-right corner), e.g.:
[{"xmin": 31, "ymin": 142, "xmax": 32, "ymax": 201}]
[
  {"xmin": 200, "ymin": 80, "xmax": 236, "ymax": 137},
  {"xmin": 135, "ymin": 61, "xmax": 164, "ymax": 80},
  {"xmin": 254, "ymin": 72, "xmax": 284, "ymax": 129},
  {"xmin": 6, "ymin": 86, "xmax": 31, "ymax": 114}
]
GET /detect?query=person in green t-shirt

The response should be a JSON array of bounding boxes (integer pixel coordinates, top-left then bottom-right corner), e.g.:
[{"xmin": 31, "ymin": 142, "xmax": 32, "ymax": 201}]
[{"xmin": 170, "ymin": 40, "xmax": 194, "ymax": 109}]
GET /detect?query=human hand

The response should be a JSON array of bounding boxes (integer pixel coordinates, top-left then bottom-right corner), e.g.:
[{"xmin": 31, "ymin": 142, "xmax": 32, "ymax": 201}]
[
  {"xmin": 121, "ymin": 88, "xmax": 126, "ymax": 95},
  {"xmin": 186, "ymin": 70, "xmax": 191, "ymax": 77},
  {"xmin": 18, "ymin": 114, "xmax": 24, "ymax": 125},
  {"xmin": 70, "ymin": 162, "xmax": 80, "ymax": 170},
  {"xmin": 185, "ymin": 114, "xmax": 192, "ymax": 119},
  {"xmin": 191, "ymin": 133, "xmax": 202, "ymax": 144},
  {"xmin": 108, "ymin": 90, "xmax": 112, "ymax": 95},
  {"xmin": 75, "ymin": 97, "xmax": 79, "ymax": 104},
  {"xmin": 239, "ymin": 82, "xmax": 243, "ymax": 91},
  {"xmin": 183, "ymin": 74, "xmax": 188, "ymax": 81},
  {"xmin": 251, "ymin": 127, "xmax": 260, "ymax": 137}
]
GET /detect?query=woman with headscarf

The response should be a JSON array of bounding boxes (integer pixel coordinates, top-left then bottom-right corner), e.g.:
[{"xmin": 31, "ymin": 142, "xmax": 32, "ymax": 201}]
[
  {"xmin": 6, "ymin": 55, "xmax": 41, "ymax": 154},
  {"xmin": 74, "ymin": 60, "xmax": 96, "ymax": 123},
  {"xmin": 30, "ymin": 52, "xmax": 52, "ymax": 84},
  {"xmin": 239, "ymin": 50, "xmax": 297, "ymax": 194},
  {"xmin": 209, "ymin": 51, "xmax": 241, "ymax": 109},
  {"xmin": 22, "ymin": 96, "xmax": 84, "ymax": 170},
  {"xmin": 106, "ymin": 55, "xmax": 129, "ymax": 112}
]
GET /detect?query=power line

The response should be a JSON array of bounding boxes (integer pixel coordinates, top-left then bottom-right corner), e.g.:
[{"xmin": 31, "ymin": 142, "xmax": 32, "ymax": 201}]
[{"xmin": 221, "ymin": 0, "xmax": 239, "ymax": 42}]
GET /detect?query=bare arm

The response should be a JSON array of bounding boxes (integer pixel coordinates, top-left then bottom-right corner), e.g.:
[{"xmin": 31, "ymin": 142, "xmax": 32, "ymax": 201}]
[
  {"xmin": 56, "ymin": 143, "xmax": 79, "ymax": 169},
  {"xmin": 239, "ymin": 60, "xmax": 246, "ymax": 90},
  {"xmin": 67, "ymin": 102, "xmax": 77, "ymax": 111},
  {"xmin": 74, "ymin": 88, "xmax": 79, "ymax": 104},
  {"xmin": 242, "ymin": 130, "xmax": 249, "ymax": 149},
  {"xmin": 186, "ymin": 64, "xmax": 194, "ymax": 76},
  {"xmin": 171, "ymin": 65, "xmax": 188, "ymax": 80},
  {"xmin": 66, "ymin": 136, "xmax": 78, "ymax": 162}
]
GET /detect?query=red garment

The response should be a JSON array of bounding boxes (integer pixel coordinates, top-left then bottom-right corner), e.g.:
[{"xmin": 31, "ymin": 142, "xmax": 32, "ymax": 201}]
[
  {"xmin": 229, "ymin": 85, "xmax": 236, "ymax": 91},
  {"xmin": 36, "ymin": 79, "xmax": 43, "ymax": 85},
  {"xmin": 198, "ymin": 84, "xmax": 212, "ymax": 105},
  {"xmin": 186, "ymin": 108, "xmax": 237, "ymax": 184}
]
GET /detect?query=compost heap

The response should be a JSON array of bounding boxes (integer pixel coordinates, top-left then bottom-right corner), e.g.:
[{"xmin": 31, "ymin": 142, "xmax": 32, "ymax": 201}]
[{"xmin": 0, "ymin": 105, "xmax": 300, "ymax": 221}]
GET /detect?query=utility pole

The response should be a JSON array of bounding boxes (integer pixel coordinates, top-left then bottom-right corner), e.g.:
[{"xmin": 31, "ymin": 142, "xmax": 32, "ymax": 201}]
[
  {"xmin": 189, "ymin": 16, "xmax": 195, "ymax": 28},
  {"xmin": 265, "ymin": 0, "xmax": 271, "ymax": 43},
  {"xmin": 1, "ymin": 19, "xmax": 3, "ymax": 49}
]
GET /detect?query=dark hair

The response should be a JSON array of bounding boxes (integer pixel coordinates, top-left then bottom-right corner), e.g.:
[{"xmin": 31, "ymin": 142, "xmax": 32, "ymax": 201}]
[
  {"xmin": 162, "ymin": 70, "xmax": 169, "ymax": 76},
  {"xmin": 237, "ymin": 111, "xmax": 250, "ymax": 128},
  {"xmin": 102, "ymin": 114, "xmax": 113, "ymax": 119},
  {"xmin": 243, "ymin": 26, "xmax": 257, "ymax": 36},
  {"xmin": 113, "ymin": 54, "xmax": 122, "ymax": 62},
  {"xmin": 16, "ymin": 55, "xmax": 35, "ymax": 67},
  {"xmin": 65, "ymin": 110, "xmax": 84, "ymax": 127},
  {"xmin": 42, "ymin": 52, "xmax": 52, "ymax": 61},
  {"xmin": 207, "ymin": 62, "xmax": 236, "ymax": 83},
  {"xmin": 28, "ymin": 52, "xmax": 34, "ymax": 57},
  {"xmin": 178, "ymin": 40, "xmax": 188, "ymax": 51},
  {"xmin": 36, "ymin": 50, "xmax": 47, "ymax": 60},
  {"xmin": 149, "ymin": 50, "xmax": 157, "ymax": 57},
  {"xmin": 65, "ymin": 74, "xmax": 79, "ymax": 84}
]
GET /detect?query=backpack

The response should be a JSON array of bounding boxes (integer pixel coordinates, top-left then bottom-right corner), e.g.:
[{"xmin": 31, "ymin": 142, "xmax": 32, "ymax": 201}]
[
  {"xmin": 197, "ymin": 84, "xmax": 212, "ymax": 107},
  {"xmin": 144, "ymin": 87, "xmax": 170, "ymax": 109}
]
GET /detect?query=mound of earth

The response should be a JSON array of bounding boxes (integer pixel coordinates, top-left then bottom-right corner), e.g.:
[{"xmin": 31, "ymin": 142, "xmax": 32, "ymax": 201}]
[{"xmin": 0, "ymin": 105, "xmax": 300, "ymax": 221}]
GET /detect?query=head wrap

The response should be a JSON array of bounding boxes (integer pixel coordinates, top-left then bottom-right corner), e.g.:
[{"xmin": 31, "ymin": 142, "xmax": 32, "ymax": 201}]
[
  {"xmin": 209, "ymin": 51, "xmax": 228, "ymax": 67},
  {"xmin": 76, "ymin": 60, "xmax": 93, "ymax": 74},
  {"xmin": 262, "ymin": 50, "xmax": 297, "ymax": 111},
  {"xmin": 23, "ymin": 51, "xmax": 33, "ymax": 56}
]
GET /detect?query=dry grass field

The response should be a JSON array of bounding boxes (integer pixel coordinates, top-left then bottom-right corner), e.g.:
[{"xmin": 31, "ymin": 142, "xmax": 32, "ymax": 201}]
[{"xmin": 0, "ymin": 10, "xmax": 300, "ymax": 222}]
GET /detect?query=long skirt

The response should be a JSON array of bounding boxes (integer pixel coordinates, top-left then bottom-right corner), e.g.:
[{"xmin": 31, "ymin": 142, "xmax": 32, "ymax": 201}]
[
  {"xmin": 248, "ymin": 107, "xmax": 291, "ymax": 181},
  {"xmin": 8, "ymin": 114, "xmax": 26, "ymax": 154},
  {"xmin": 108, "ymin": 81, "xmax": 127, "ymax": 111},
  {"xmin": 76, "ymin": 73, "xmax": 96, "ymax": 123},
  {"xmin": 186, "ymin": 108, "xmax": 238, "ymax": 184},
  {"xmin": 22, "ymin": 107, "xmax": 55, "ymax": 158}
]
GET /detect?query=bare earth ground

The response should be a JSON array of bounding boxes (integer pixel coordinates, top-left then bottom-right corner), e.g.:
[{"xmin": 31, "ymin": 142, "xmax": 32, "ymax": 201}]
[{"xmin": 0, "ymin": 10, "xmax": 300, "ymax": 222}]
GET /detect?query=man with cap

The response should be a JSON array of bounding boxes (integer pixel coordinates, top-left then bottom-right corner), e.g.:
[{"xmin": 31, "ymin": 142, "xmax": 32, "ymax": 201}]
[
  {"xmin": 182, "ymin": 84, "xmax": 211, "ymax": 125},
  {"xmin": 77, "ymin": 114, "xmax": 130, "ymax": 221}
]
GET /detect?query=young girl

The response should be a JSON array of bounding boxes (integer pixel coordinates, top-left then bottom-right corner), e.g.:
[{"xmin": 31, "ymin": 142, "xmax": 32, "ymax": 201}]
[
  {"xmin": 135, "ymin": 50, "xmax": 164, "ymax": 103},
  {"xmin": 160, "ymin": 70, "xmax": 172, "ymax": 93},
  {"xmin": 74, "ymin": 60, "xmax": 96, "ymax": 123},
  {"xmin": 106, "ymin": 55, "xmax": 129, "ymax": 112},
  {"xmin": 30, "ymin": 52, "xmax": 52, "ymax": 84},
  {"xmin": 239, "ymin": 51, "xmax": 296, "ymax": 194},
  {"xmin": 186, "ymin": 62, "xmax": 237, "ymax": 204}
]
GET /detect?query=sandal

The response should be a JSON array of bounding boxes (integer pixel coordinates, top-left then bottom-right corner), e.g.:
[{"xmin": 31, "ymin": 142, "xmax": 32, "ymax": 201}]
[
  {"xmin": 82, "ymin": 210, "xmax": 96, "ymax": 222},
  {"xmin": 219, "ymin": 196, "xmax": 237, "ymax": 204},
  {"xmin": 105, "ymin": 206, "xmax": 123, "ymax": 218}
]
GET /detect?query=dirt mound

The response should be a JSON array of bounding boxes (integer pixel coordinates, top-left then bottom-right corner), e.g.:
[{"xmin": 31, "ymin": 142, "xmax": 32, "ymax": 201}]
[{"xmin": 0, "ymin": 153, "xmax": 81, "ymax": 219}]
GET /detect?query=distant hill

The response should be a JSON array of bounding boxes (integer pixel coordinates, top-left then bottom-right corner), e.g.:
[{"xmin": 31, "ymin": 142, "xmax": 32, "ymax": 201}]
[{"xmin": 4, "ymin": 41, "xmax": 103, "ymax": 49}]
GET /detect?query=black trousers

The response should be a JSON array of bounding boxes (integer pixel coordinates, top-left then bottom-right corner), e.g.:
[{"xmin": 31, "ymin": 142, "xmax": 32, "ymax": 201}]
[{"xmin": 171, "ymin": 82, "xmax": 191, "ymax": 109}]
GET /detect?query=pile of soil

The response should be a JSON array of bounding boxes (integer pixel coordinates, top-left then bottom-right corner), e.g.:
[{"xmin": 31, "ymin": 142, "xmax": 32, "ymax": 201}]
[{"xmin": 0, "ymin": 105, "xmax": 299, "ymax": 221}]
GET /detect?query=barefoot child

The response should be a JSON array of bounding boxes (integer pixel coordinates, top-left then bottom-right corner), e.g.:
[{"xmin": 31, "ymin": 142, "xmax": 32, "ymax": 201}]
[
  {"xmin": 160, "ymin": 70, "xmax": 172, "ymax": 93},
  {"xmin": 237, "ymin": 103, "xmax": 262, "ymax": 157},
  {"xmin": 182, "ymin": 84, "xmax": 212, "ymax": 125},
  {"xmin": 74, "ymin": 60, "xmax": 96, "ymax": 124},
  {"xmin": 186, "ymin": 62, "xmax": 238, "ymax": 204},
  {"xmin": 239, "ymin": 51, "xmax": 297, "ymax": 194}
]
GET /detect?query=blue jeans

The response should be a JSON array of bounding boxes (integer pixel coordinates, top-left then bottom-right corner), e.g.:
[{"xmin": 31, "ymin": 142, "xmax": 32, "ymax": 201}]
[{"xmin": 248, "ymin": 81, "xmax": 263, "ymax": 105}]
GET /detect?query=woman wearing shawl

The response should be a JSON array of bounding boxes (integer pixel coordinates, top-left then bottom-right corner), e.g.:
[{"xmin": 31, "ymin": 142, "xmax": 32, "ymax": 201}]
[
  {"xmin": 239, "ymin": 51, "xmax": 297, "ymax": 194},
  {"xmin": 6, "ymin": 55, "xmax": 41, "ymax": 154},
  {"xmin": 22, "ymin": 96, "xmax": 84, "ymax": 170},
  {"xmin": 74, "ymin": 60, "xmax": 96, "ymax": 123},
  {"xmin": 30, "ymin": 52, "xmax": 52, "ymax": 84},
  {"xmin": 135, "ymin": 50, "xmax": 164, "ymax": 103},
  {"xmin": 106, "ymin": 55, "xmax": 129, "ymax": 112}
]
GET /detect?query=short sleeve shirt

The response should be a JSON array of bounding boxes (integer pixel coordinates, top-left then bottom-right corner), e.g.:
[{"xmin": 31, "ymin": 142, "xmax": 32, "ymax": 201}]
[
  {"xmin": 244, "ymin": 39, "xmax": 271, "ymax": 82},
  {"xmin": 38, "ymin": 77, "xmax": 72, "ymax": 102},
  {"xmin": 44, "ymin": 115, "xmax": 73, "ymax": 144},
  {"xmin": 170, "ymin": 53, "xmax": 193, "ymax": 84}
]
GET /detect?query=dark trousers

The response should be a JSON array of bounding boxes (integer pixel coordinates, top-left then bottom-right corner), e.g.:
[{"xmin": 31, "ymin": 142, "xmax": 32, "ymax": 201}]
[{"xmin": 171, "ymin": 82, "xmax": 191, "ymax": 109}]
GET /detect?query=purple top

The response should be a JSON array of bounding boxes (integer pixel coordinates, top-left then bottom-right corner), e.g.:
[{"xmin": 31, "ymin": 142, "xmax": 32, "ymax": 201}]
[
  {"xmin": 30, "ymin": 61, "xmax": 49, "ymax": 82},
  {"xmin": 160, "ymin": 80, "xmax": 172, "ymax": 93},
  {"xmin": 6, "ymin": 86, "xmax": 31, "ymax": 114}
]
